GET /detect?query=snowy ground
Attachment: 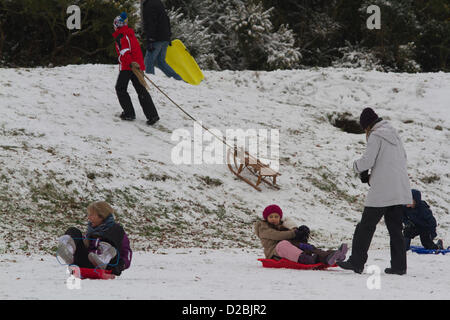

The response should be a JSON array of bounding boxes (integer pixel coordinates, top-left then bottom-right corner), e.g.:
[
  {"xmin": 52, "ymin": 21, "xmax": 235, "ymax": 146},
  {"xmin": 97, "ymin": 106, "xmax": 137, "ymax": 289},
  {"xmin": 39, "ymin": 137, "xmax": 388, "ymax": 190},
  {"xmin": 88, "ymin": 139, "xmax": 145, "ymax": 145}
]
[
  {"xmin": 0, "ymin": 249, "xmax": 449, "ymax": 300},
  {"xmin": 0, "ymin": 65, "xmax": 449, "ymax": 299}
]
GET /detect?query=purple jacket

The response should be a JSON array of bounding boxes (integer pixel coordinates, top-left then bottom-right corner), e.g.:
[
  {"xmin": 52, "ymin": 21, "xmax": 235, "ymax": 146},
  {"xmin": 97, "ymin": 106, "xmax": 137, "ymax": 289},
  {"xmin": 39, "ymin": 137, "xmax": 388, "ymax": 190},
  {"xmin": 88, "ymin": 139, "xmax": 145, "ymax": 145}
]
[
  {"xmin": 120, "ymin": 232, "xmax": 132, "ymax": 270},
  {"xmin": 87, "ymin": 225, "xmax": 132, "ymax": 272}
]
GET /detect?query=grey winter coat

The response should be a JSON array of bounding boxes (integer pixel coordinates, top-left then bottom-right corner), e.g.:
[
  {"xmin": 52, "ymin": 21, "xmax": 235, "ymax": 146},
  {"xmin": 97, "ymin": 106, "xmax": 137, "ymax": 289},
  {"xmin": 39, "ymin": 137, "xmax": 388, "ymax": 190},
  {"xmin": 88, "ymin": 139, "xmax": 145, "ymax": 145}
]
[{"xmin": 353, "ymin": 120, "xmax": 412, "ymax": 207}]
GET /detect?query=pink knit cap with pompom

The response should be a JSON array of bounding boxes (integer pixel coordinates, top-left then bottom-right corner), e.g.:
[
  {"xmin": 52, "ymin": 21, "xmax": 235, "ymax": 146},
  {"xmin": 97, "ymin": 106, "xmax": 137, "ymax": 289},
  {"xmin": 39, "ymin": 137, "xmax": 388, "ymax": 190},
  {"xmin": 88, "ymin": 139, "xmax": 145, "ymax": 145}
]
[{"xmin": 263, "ymin": 204, "xmax": 283, "ymax": 220}]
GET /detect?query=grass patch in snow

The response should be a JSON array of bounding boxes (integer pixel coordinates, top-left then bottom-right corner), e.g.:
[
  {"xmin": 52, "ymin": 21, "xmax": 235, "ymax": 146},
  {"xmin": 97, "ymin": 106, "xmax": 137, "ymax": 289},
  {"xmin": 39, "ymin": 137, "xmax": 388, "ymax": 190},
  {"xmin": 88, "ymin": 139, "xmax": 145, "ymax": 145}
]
[
  {"xmin": 305, "ymin": 166, "xmax": 361, "ymax": 208},
  {"xmin": 327, "ymin": 112, "xmax": 364, "ymax": 134},
  {"xmin": 420, "ymin": 174, "xmax": 440, "ymax": 184},
  {"xmin": 196, "ymin": 175, "xmax": 223, "ymax": 187}
]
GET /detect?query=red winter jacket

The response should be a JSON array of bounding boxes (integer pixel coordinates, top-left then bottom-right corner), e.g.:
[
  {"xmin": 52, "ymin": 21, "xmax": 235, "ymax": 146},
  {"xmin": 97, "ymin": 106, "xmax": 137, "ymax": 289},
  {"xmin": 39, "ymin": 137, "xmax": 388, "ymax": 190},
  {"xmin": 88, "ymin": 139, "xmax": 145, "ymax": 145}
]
[{"xmin": 112, "ymin": 26, "xmax": 145, "ymax": 71}]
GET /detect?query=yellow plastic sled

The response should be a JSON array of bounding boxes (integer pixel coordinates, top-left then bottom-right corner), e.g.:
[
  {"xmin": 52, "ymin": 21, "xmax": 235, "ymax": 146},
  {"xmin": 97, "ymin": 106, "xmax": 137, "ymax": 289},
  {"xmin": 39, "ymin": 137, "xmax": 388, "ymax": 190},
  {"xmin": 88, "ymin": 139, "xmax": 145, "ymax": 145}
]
[{"xmin": 166, "ymin": 39, "xmax": 204, "ymax": 85}]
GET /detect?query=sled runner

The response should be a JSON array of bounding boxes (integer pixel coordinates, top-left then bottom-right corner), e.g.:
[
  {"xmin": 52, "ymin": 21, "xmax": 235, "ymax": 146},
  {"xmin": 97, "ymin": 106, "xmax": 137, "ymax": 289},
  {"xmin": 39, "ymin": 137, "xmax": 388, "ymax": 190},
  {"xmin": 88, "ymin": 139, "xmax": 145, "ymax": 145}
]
[
  {"xmin": 258, "ymin": 258, "xmax": 337, "ymax": 270},
  {"xmin": 165, "ymin": 39, "xmax": 204, "ymax": 85},
  {"xmin": 227, "ymin": 146, "xmax": 280, "ymax": 191},
  {"xmin": 410, "ymin": 245, "xmax": 450, "ymax": 255},
  {"xmin": 69, "ymin": 266, "xmax": 115, "ymax": 280}
]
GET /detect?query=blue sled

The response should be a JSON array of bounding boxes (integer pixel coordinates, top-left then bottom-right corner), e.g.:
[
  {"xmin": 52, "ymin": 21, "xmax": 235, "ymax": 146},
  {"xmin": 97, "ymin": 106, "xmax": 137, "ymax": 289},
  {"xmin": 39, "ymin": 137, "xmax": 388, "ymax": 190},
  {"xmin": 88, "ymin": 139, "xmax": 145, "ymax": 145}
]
[{"xmin": 410, "ymin": 245, "xmax": 450, "ymax": 255}]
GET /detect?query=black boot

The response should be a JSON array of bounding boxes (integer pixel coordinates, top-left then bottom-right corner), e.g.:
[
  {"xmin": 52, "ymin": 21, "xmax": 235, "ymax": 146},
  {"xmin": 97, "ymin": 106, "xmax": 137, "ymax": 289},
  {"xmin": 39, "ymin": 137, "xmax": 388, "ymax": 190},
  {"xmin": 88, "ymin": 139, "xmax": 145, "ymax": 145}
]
[
  {"xmin": 336, "ymin": 260, "xmax": 363, "ymax": 274},
  {"xmin": 119, "ymin": 112, "xmax": 136, "ymax": 121},
  {"xmin": 384, "ymin": 268, "xmax": 406, "ymax": 275},
  {"xmin": 436, "ymin": 239, "xmax": 444, "ymax": 250},
  {"xmin": 146, "ymin": 116, "xmax": 160, "ymax": 125}
]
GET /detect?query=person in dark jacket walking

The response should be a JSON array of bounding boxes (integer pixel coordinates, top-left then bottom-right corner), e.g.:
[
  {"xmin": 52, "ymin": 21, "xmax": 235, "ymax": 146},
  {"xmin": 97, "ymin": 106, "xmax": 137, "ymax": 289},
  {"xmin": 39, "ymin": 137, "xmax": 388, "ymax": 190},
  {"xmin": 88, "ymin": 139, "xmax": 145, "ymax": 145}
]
[
  {"xmin": 403, "ymin": 189, "xmax": 443, "ymax": 250},
  {"xmin": 113, "ymin": 12, "xmax": 160, "ymax": 126},
  {"xmin": 337, "ymin": 108, "xmax": 412, "ymax": 275},
  {"xmin": 57, "ymin": 201, "xmax": 132, "ymax": 276},
  {"xmin": 141, "ymin": 0, "xmax": 182, "ymax": 80}
]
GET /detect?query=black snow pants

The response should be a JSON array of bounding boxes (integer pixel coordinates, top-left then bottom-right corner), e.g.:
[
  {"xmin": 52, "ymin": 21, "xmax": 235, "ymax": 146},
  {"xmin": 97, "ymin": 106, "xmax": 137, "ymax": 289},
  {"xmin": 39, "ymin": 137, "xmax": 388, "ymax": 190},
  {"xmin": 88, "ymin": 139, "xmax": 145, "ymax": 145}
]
[
  {"xmin": 115, "ymin": 70, "xmax": 159, "ymax": 120},
  {"xmin": 65, "ymin": 227, "xmax": 95, "ymax": 268},
  {"xmin": 65, "ymin": 226, "xmax": 124, "ymax": 269},
  {"xmin": 404, "ymin": 229, "xmax": 438, "ymax": 250},
  {"xmin": 348, "ymin": 205, "xmax": 407, "ymax": 271}
]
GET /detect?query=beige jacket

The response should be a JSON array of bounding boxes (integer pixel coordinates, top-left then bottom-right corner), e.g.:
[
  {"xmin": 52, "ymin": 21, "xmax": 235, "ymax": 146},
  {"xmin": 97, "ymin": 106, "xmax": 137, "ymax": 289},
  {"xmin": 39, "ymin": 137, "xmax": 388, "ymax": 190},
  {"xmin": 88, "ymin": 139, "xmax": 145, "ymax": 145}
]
[{"xmin": 254, "ymin": 220, "xmax": 296, "ymax": 258}]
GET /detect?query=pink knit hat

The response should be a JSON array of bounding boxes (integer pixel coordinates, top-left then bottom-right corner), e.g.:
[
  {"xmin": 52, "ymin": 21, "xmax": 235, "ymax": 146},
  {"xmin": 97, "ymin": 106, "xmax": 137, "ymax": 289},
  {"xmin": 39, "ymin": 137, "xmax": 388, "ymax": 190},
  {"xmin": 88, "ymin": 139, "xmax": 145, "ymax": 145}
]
[{"xmin": 263, "ymin": 204, "xmax": 283, "ymax": 220}]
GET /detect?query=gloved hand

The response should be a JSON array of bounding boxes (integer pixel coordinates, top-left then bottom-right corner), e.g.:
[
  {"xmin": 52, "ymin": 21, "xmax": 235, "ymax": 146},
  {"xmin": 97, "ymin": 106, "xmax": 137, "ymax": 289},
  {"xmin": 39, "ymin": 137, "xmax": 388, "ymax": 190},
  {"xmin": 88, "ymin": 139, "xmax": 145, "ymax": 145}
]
[
  {"xmin": 130, "ymin": 61, "xmax": 140, "ymax": 70},
  {"xmin": 295, "ymin": 225, "xmax": 310, "ymax": 243},
  {"xmin": 299, "ymin": 243, "xmax": 315, "ymax": 252},
  {"xmin": 110, "ymin": 259, "xmax": 125, "ymax": 276},
  {"xmin": 360, "ymin": 170, "xmax": 370, "ymax": 184},
  {"xmin": 403, "ymin": 221, "xmax": 416, "ymax": 239},
  {"xmin": 146, "ymin": 41, "xmax": 155, "ymax": 52}
]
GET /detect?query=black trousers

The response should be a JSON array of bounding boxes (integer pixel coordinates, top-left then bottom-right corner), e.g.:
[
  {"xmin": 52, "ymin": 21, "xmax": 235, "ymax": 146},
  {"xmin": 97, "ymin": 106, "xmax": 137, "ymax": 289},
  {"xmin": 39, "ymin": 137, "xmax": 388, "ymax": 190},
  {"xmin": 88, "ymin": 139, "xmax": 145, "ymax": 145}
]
[
  {"xmin": 65, "ymin": 226, "xmax": 123, "ymax": 270},
  {"xmin": 115, "ymin": 70, "xmax": 159, "ymax": 120},
  {"xmin": 65, "ymin": 227, "xmax": 95, "ymax": 268},
  {"xmin": 348, "ymin": 205, "xmax": 407, "ymax": 271},
  {"xmin": 404, "ymin": 229, "xmax": 438, "ymax": 250}
]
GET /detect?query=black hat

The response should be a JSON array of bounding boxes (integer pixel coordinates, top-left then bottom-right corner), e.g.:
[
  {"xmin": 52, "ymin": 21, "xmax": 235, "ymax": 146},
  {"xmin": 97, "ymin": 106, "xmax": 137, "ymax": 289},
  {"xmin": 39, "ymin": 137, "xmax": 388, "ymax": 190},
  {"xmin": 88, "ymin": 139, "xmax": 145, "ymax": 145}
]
[{"xmin": 359, "ymin": 107, "xmax": 379, "ymax": 130}]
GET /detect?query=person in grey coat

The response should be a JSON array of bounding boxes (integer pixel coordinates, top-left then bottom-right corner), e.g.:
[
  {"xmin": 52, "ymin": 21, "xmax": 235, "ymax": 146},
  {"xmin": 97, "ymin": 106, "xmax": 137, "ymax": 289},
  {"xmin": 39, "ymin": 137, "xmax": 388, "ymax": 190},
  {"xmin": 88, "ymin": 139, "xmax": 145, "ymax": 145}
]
[{"xmin": 337, "ymin": 107, "xmax": 413, "ymax": 275}]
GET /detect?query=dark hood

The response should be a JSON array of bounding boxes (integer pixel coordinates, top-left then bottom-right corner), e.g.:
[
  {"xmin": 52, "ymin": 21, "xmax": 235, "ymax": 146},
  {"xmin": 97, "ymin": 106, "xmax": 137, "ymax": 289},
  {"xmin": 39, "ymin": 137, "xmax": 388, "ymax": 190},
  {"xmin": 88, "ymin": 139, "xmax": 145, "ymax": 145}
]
[{"xmin": 412, "ymin": 189, "xmax": 422, "ymax": 205}]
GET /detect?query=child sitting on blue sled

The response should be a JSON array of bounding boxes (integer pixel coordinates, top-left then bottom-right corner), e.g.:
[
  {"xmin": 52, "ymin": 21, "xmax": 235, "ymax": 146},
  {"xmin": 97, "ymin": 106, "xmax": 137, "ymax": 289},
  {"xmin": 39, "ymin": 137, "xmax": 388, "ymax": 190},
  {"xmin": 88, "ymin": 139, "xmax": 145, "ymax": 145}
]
[
  {"xmin": 254, "ymin": 204, "xmax": 348, "ymax": 265},
  {"xmin": 403, "ymin": 189, "xmax": 444, "ymax": 251}
]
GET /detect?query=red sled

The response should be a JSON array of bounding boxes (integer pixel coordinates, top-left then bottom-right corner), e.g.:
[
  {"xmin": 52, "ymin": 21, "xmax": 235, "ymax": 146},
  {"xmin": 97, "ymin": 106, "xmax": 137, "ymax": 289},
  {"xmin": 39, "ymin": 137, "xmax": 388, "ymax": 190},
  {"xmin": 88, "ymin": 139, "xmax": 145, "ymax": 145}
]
[
  {"xmin": 258, "ymin": 258, "xmax": 337, "ymax": 270},
  {"xmin": 69, "ymin": 266, "xmax": 115, "ymax": 280}
]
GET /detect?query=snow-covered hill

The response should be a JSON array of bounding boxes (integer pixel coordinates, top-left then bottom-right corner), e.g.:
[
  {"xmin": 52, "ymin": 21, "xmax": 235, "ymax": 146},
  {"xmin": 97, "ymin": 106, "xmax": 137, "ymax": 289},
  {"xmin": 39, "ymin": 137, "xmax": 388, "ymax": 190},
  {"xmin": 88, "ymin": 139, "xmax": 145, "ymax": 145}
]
[
  {"xmin": 1, "ymin": 65, "xmax": 449, "ymax": 300},
  {"xmin": 0, "ymin": 65, "xmax": 449, "ymax": 255}
]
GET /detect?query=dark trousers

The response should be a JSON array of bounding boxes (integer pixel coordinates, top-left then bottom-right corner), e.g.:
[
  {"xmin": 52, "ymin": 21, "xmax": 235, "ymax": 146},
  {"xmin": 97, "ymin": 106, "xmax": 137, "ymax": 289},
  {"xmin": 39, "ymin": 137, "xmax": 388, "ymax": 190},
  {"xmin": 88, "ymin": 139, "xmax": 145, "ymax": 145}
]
[
  {"xmin": 65, "ymin": 226, "xmax": 123, "ymax": 269},
  {"xmin": 65, "ymin": 227, "xmax": 95, "ymax": 268},
  {"xmin": 115, "ymin": 70, "xmax": 159, "ymax": 120},
  {"xmin": 349, "ymin": 205, "xmax": 407, "ymax": 271},
  {"xmin": 404, "ymin": 230, "xmax": 438, "ymax": 250}
]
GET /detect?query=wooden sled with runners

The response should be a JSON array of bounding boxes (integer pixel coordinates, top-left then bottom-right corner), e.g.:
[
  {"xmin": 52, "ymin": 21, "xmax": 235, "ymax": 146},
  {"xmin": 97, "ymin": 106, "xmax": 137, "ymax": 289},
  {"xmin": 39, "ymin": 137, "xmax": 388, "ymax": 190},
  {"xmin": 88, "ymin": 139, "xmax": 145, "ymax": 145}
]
[
  {"xmin": 227, "ymin": 146, "xmax": 281, "ymax": 192},
  {"xmin": 131, "ymin": 63, "xmax": 281, "ymax": 192}
]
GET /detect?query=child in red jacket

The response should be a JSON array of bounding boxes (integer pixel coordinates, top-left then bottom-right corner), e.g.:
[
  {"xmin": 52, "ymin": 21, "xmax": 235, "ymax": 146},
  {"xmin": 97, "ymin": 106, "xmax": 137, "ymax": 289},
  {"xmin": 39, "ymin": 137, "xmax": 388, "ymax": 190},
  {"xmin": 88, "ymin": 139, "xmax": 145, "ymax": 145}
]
[{"xmin": 113, "ymin": 12, "xmax": 160, "ymax": 125}]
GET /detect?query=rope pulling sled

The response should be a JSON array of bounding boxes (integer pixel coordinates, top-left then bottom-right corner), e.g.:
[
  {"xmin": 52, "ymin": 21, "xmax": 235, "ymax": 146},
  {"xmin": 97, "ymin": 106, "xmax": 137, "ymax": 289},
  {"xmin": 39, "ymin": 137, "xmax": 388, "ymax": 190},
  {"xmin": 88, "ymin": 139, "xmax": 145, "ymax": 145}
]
[{"xmin": 131, "ymin": 64, "xmax": 281, "ymax": 191}]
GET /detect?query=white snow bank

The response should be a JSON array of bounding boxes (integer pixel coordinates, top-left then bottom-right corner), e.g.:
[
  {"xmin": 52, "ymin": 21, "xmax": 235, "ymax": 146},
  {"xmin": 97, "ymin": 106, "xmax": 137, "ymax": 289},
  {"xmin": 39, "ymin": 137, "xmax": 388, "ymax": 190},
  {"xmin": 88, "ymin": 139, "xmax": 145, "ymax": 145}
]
[{"xmin": 0, "ymin": 249, "xmax": 448, "ymax": 300}]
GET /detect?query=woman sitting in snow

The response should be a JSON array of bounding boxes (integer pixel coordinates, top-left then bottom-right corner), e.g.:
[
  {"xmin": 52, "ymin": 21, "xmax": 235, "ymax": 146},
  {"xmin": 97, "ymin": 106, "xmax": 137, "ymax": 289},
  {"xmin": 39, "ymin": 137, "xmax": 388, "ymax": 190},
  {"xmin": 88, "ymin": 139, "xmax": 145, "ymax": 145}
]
[
  {"xmin": 254, "ymin": 204, "xmax": 348, "ymax": 265},
  {"xmin": 403, "ymin": 189, "xmax": 444, "ymax": 250},
  {"xmin": 57, "ymin": 201, "xmax": 132, "ymax": 276}
]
